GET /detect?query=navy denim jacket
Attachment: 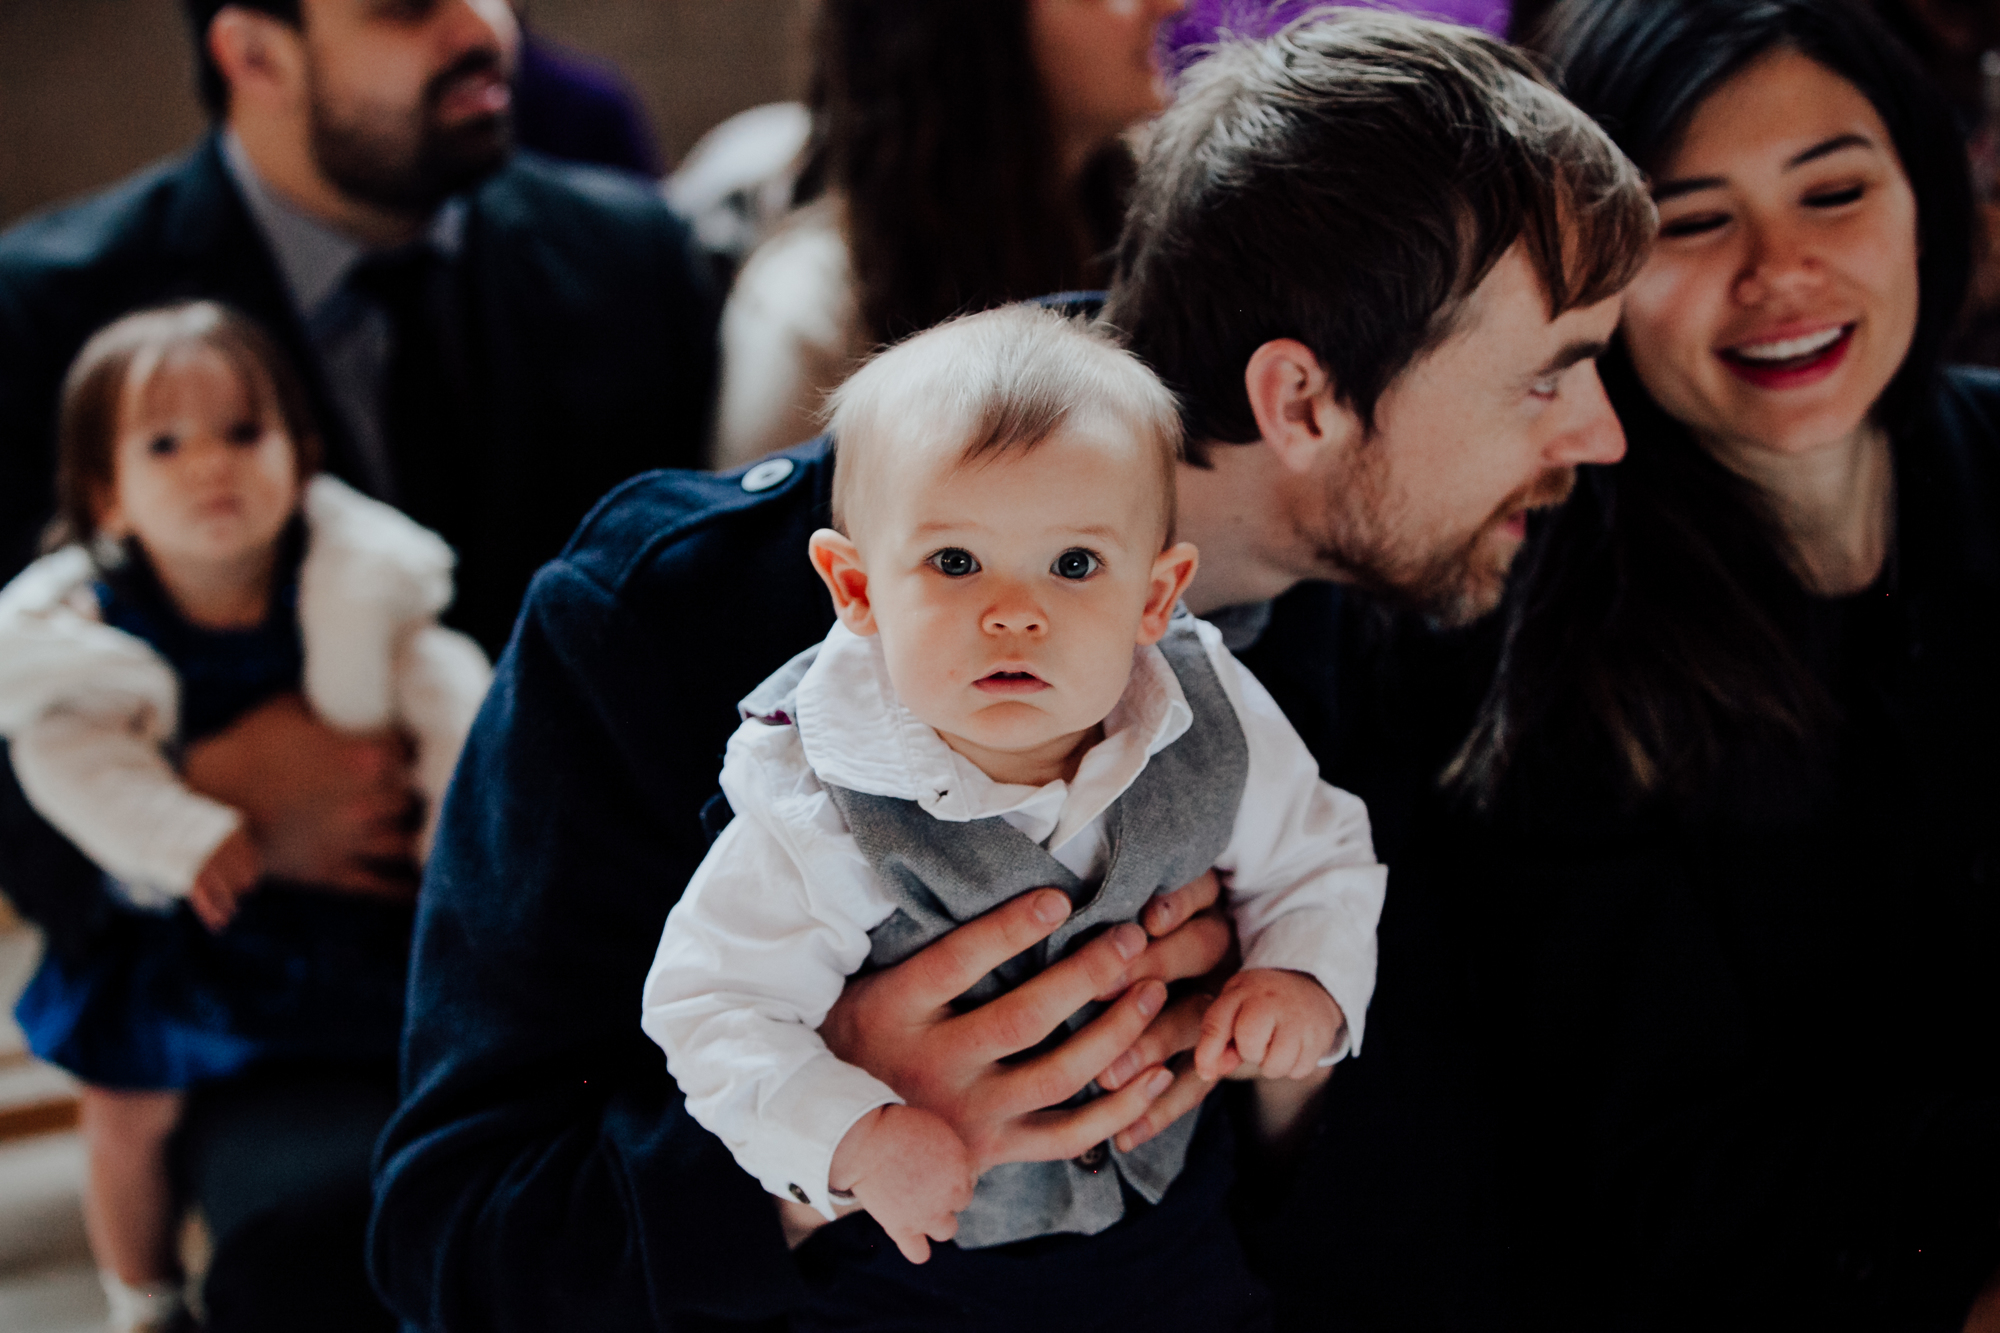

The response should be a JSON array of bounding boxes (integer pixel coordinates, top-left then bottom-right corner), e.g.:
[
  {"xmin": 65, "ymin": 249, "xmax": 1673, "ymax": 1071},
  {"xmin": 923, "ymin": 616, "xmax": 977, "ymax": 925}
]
[{"xmin": 365, "ymin": 436, "xmax": 1496, "ymax": 1331}]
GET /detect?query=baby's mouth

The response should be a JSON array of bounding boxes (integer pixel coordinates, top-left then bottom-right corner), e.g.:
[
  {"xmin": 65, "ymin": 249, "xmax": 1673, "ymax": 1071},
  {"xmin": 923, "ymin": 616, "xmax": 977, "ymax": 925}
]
[{"xmin": 974, "ymin": 670, "xmax": 1049, "ymax": 695}]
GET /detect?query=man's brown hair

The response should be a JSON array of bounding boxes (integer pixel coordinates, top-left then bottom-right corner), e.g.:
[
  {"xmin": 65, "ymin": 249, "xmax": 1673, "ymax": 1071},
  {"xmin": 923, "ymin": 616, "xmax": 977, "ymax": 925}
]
[
  {"xmin": 1103, "ymin": 10, "xmax": 1654, "ymax": 459},
  {"xmin": 52, "ymin": 301, "xmax": 321, "ymax": 550}
]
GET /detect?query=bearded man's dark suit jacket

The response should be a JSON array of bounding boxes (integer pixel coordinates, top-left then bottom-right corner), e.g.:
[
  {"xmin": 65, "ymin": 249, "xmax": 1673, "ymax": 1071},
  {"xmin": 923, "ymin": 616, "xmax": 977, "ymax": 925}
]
[{"xmin": 0, "ymin": 133, "xmax": 716, "ymax": 1332}]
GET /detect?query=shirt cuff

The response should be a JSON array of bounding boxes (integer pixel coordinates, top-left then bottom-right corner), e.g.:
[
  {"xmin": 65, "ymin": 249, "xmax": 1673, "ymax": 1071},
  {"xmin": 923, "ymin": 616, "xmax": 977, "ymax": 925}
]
[
  {"xmin": 730, "ymin": 1053, "xmax": 903, "ymax": 1221},
  {"xmin": 1242, "ymin": 907, "xmax": 1378, "ymax": 1063}
]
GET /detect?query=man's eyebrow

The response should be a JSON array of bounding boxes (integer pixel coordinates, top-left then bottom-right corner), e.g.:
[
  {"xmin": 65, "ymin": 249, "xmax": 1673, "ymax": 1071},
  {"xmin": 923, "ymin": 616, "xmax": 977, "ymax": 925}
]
[{"xmin": 1535, "ymin": 338, "xmax": 1609, "ymax": 378}]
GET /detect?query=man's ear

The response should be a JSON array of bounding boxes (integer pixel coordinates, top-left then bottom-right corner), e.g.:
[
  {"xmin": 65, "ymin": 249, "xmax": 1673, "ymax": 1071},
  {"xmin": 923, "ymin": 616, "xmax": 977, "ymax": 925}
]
[
  {"xmin": 210, "ymin": 6, "xmax": 307, "ymax": 113},
  {"xmin": 1243, "ymin": 339, "xmax": 1363, "ymax": 477},
  {"xmin": 807, "ymin": 529, "xmax": 878, "ymax": 636},
  {"xmin": 1136, "ymin": 541, "xmax": 1200, "ymax": 645}
]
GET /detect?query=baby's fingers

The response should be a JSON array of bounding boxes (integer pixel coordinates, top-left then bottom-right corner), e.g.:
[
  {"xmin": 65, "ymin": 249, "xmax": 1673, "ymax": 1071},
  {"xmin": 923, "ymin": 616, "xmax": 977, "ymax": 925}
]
[
  {"xmin": 889, "ymin": 1226, "xmax": 933, "ymax": 1264},
  {"xmin": 1231, "ymin": 1000, "xmax": 1281, "ymax": 1071},
  {"xmin": 1195, "ymin": 989, "xmax": 1244, "ymax": 1081}
]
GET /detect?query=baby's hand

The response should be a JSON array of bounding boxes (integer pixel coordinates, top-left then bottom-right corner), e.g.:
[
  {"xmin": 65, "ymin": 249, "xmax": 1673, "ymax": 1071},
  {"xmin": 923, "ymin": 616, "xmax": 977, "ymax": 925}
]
[
  {"xmin": 188, "ymin": 826, "xmax": 262, "ymax": 933},
  {"xmin": 1194, "ymin": 968, "xmax": 1344, "ymax": 1082},
  {"xmin": 829, "ymin": 1103, "xmax": 976, "ymax": 1264}
]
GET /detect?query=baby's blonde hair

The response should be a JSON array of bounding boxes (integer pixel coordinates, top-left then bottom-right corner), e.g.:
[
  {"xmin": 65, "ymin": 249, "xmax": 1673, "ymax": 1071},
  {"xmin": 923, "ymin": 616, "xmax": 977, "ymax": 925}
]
[{"xmin": 826, "ymin": 304, "xmax": 1184, "ymax": 543}]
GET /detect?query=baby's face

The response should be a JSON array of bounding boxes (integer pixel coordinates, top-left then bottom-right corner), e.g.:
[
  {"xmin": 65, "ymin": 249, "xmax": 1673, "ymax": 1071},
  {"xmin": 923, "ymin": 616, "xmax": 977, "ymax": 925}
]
[
  {"xmin": 842, "ymin": 420, "xmax": 1188, "ymax": 773},
  {"xmin": 97, "ymin": 346, "xmax": 299, "ymax": 574}
]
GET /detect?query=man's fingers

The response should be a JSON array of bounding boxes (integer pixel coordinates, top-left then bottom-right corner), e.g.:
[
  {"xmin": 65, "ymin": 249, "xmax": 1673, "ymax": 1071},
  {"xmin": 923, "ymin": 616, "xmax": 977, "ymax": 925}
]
[
  {"xmin": 993, "ymin": 977, "xmax": 1162, "ymax": 1113},
  {"xmin": 1004, "ymin": 1066, "xmax": 1173, "ymax": 1167},
  {"xmin": 1142, "ymin": 870, "xmax": 1221, "ymax": 938},
  {"xmin": 894, "ymin": 889, "xmax": 1073, "ymax": 1015},
  {"xmin": 1114, "ymin": 1063, "xmax": 1220, "ymax": 1153},
  {"xmin": 1098, "ymin": 991, "xmax": 1209, "ymax": 1091},
  {"xmin": 961, "ymin": 920, "xmax": 1144, "ymax": 1063},
  {"xmin": 1112, "ymin": 908, "xmax": 1232, "ymax": 993}
]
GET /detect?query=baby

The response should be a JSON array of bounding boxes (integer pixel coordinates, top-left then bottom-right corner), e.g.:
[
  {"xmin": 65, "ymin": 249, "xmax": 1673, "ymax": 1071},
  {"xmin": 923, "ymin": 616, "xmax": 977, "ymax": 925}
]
[
  {"xmin": 643, "ymin": 305, "xmax": 1384, "ymax": 1322},
  {"xmin": 0, "ymin": 302, "xmax": 489, "ymax": 1333}
]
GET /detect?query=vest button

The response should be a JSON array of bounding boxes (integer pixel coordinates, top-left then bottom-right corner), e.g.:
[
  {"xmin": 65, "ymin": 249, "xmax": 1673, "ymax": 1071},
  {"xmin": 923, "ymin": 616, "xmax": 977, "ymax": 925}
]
[
  {"xmin": 742, "ymin": 457, "xmax": 796, "ymax": 493},
  {"xmin": 1073, "ymin": 1141, "xmax": 1109, "ymax": 1171},
  {"xmin": 788, "ymin": 1183, "xmax": 811, "ymax": 1204}
]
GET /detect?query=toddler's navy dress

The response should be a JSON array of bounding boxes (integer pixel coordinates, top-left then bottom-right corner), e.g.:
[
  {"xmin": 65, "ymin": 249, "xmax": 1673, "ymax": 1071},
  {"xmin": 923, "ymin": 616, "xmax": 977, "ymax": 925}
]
[{"xmin": 13, "ymin": 544, "xmax": 413, "ymax": 1090}]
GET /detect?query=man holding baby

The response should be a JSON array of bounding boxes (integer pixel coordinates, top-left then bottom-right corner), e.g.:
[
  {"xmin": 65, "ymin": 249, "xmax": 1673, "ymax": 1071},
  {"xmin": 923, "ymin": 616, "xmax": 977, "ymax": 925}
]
[{"xmin": 373, "ymin": 13, "xmax": 1653, "ymax": 1332}]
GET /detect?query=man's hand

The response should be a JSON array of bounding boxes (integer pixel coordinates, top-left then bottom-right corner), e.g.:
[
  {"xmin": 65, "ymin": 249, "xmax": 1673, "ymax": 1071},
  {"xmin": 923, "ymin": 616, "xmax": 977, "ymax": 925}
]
[
  {"xmin": 187, "ymin": 825, "xmax": 262, "ymax": 932},
  {"xmin": 1096, "ymin": 871, "xmax": 1236, "ymax": 1152},
  {"xmin": 820, "ymin": 873, "xmax": 1234, "ymax": 1174},
  {"xmin": 181, "ymin": 693, "xmax": 418, "ymax": 898},
  {"xmin": 828, "ymin": 1104, "xmax": 976, "ymax": 1264}
]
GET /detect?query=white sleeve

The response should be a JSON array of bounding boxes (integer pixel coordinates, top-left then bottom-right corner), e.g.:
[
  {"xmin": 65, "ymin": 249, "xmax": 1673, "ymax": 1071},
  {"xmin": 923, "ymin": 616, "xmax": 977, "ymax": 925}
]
[
  {"xmin": 11, "ymin": 708, "xmax": 241, "ymax": 903},
  {"xmin": 640, "ymin": 728, "xmax": 903, "ymax": 1218},
  {"xmin": 391, "ymin": 624, "xmax": 493, "ymax": 861},
  {"xmin": 1203, "ymin": 625, "xmax": 1386, "ymax": 1063},
  {"xmin": 708, "ymin": 211, "xmax": 862, "ymax": 469}
]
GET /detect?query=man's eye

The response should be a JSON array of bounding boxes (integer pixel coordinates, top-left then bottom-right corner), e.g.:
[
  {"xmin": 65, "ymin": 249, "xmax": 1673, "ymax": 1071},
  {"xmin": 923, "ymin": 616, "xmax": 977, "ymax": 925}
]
[
  {"xmin": 1052, "ymin": 549, "xmax": 1101, "ymax": 580},
  {"xmin": 148, "ymin": 434, "xmax": 178, "ymax": 457},
  {"xmin": 927, "ymin": 548, "xmax": 980, "ymax": 577},
  {"xmin": 227, "ymin": 421, "xmax": 263, "ymax": 446}
]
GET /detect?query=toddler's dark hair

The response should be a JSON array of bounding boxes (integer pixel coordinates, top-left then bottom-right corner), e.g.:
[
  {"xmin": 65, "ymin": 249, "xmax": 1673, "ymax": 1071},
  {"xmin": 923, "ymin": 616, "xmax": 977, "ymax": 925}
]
[{"xmin": 51, "ymin": 301, "xmax": 321, "ymax": 550}]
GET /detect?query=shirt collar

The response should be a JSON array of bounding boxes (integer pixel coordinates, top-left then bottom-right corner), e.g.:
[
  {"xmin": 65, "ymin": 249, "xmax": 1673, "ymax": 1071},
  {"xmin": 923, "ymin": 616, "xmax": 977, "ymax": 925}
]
[
  {"xmin": 793, "ymin": 622, "xmax": 1194, "ymax": 848},
  {"xmin": 222, "ymin": 130, "xmax": 467, "ymax": 321}
]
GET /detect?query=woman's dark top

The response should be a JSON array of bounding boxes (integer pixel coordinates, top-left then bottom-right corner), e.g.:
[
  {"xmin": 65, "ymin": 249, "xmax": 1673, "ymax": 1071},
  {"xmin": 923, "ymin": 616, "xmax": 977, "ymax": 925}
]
[
  {"xmin": 1448, "ymin": 368, "xmax": 2000, "ymax": 1332},
  {"xmin": 13, "ymin": 534, "xmax": 411, "ymax": 1090}
]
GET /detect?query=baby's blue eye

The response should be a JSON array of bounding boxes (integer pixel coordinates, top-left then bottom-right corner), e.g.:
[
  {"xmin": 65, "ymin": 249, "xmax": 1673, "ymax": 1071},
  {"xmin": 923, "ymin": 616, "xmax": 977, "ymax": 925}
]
[
  {"xmin": 928, "ymin": 548, "xmax": 980, "ymax": 577},
  {"xmin": 1052, "ymin": 549, "xmax": 1100, "ymax": 580},
  {"xmin": 148, "ymin": 434, "xmax": 178, "ymax": 457}
]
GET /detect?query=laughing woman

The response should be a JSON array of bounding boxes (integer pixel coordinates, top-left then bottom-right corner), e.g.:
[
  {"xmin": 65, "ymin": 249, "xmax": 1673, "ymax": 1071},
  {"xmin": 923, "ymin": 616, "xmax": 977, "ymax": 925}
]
[{"xmin": 1447, "ymin": 0, "xmax": 2000, "ymax": 1328}]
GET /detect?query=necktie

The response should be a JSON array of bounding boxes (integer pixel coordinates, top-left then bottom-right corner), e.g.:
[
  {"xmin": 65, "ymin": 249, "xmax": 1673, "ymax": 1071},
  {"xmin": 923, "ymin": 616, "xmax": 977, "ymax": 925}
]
[{"xmin": 345, "ymin": 246, "xmax": 470, "ymax": 551}]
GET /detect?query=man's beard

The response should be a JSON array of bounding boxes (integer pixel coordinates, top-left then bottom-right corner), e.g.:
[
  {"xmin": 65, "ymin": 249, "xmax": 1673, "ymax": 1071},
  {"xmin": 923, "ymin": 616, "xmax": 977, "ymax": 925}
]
[
  {"xmin": 1311, "ymin": 450, "xmax": 1575, "ymax": 628},
  {"xmin": 308, "ymin": 49, "xmax": 513, "ymax": 217}
]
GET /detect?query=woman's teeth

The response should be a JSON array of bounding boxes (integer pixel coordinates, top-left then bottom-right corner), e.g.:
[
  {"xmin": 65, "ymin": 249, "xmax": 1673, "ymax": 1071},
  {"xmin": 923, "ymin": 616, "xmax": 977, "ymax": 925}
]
[{"xmin": 1730, "ymin": 326, "xmax": 1846, "ymax": 362}]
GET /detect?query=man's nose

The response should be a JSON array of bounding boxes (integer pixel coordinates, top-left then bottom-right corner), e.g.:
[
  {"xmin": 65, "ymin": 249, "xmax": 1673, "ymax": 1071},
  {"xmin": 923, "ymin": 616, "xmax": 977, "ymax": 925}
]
[
  {"xmin": 441, "ymin": 0, "xmax": 520, "ymax": 64},
  {"xmin": 1544, "ymin": 362, "xmax": 1626, "ymax": 467}
]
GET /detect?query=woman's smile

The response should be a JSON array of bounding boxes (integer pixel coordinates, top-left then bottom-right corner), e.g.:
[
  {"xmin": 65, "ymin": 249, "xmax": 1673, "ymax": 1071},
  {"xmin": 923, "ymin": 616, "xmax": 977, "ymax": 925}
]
[{"xmin": 1716, "ymin": 320, "xmax": 1855, "ymax": 389}]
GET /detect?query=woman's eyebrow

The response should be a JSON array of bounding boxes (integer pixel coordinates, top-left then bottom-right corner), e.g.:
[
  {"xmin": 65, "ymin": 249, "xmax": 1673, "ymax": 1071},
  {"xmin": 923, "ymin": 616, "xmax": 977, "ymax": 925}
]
[
  {"xmin": 1651, "ymin": 133, "xmax": 1877, "ymax": 203},
  {"xmin": 1785, "ymin": 132, "xmax": 1872, "ymax": 170},
  {"xmin": 1651, "ymin": 176, "xmax": 1723, "ymax": 203}
]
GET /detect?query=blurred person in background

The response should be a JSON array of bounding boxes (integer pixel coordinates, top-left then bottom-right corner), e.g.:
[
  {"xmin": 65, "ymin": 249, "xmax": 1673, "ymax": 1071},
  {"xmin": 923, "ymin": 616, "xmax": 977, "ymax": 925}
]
[
  {"xmin": 508, "ymin": 1, "xmax": 664, "ymax": 178},
  {"xmin": 0, "ymin": 1, "xmax": 715, "ymax": 1329},
  {"xmin": 709, "ymin": 0, "xmax": 1184, "ymax": 469}
]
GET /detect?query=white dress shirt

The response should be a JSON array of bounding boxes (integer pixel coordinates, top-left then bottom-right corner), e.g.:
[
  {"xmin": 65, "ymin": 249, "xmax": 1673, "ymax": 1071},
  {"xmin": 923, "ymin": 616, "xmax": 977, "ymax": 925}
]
[{"xmin": 642, "ymin": 616, "xmax": 1385, "ymax": 1217}]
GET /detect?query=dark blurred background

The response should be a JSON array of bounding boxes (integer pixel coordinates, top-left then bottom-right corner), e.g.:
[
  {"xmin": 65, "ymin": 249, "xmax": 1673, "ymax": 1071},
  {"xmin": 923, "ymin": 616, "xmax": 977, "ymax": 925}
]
[{"xmin": 0, "ymin": 0, "xmax": 809, "ymax": 228}]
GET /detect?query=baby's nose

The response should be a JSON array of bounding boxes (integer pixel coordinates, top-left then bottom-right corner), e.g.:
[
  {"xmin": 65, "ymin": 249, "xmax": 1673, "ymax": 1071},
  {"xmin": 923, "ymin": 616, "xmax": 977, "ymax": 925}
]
[{"xmin": 982, "ymin": 600, "xmax": 1046, "ymax": 635}]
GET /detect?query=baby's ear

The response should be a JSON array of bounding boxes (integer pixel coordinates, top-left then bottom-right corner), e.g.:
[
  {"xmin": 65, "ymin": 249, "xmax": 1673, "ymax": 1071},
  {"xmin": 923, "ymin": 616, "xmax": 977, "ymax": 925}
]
[
  {"xmin": 808, "ymin": 529, "xmax": 878, "ymax": 635},
  {"xmin": 1137, "ymin": 541, "xmax": 1199, "ymax": 645}
]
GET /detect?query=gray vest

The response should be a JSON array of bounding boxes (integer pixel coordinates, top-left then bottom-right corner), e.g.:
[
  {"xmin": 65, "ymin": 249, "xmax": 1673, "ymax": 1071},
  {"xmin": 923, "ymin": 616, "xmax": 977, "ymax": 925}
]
[{"xmin": 745, "ymin": 616, "xmax": 1248, "ymax": 1248}]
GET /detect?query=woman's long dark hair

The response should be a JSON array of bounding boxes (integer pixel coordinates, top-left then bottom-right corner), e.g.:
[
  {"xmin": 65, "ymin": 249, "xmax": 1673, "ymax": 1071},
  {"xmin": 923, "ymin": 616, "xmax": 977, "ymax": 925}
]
[
  {"xmin": 1451, "ymin": 0, "xmax": 1975, "ymax": 808},
  {"xmin": 795, "ymin": 0, "xmax": 1132, "ymax": 344}
]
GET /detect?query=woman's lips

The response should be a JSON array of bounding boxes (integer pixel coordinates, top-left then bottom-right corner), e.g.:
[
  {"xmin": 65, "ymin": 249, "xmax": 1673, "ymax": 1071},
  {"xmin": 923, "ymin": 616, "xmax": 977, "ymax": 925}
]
[
  {"xmin": 1717, "ymin": 323, "xmax": 1854, "ymax": 390},
  {"xmin": 974, "ymin": 670, "xmax": 1049, "ymax": 695}
]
